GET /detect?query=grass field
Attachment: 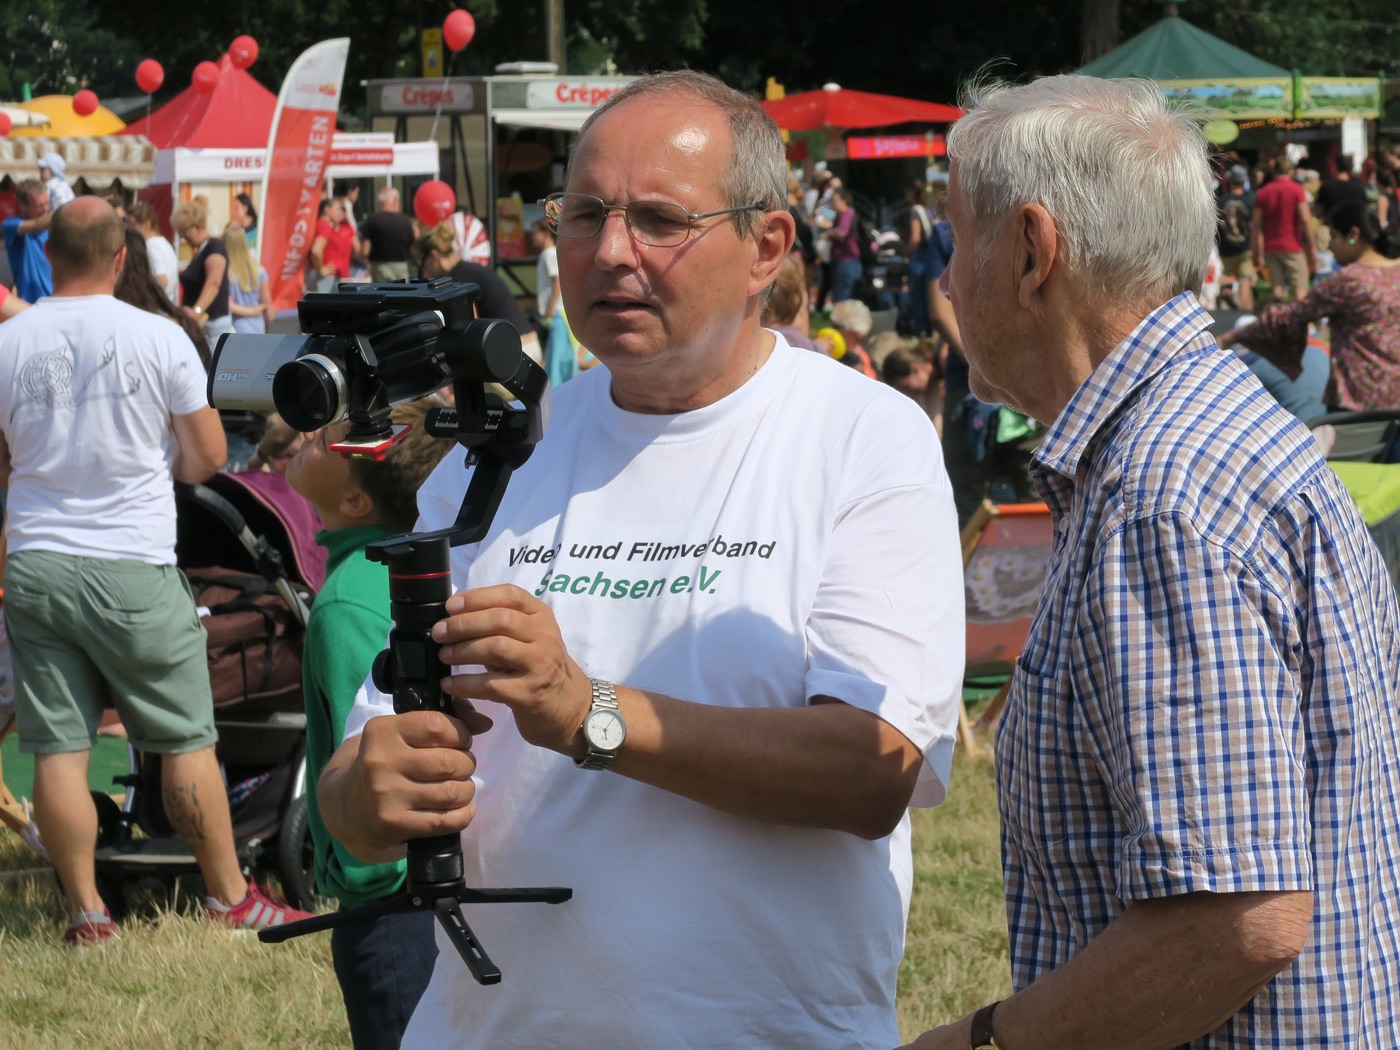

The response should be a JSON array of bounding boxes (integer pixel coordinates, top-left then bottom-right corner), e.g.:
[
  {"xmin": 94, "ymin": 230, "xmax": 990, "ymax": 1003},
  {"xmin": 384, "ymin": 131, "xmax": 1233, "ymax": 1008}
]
[{"xmin": 0, "ymin": 744, "xmax": 1008, "ymax": 1047}]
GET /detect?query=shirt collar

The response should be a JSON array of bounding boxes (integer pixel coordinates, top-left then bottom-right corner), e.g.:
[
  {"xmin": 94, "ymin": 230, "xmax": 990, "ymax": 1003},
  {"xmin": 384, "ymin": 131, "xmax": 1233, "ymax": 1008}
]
[{"xmin": 1033, "ymin": 291, "xmax": 1216, "ymax": 480}]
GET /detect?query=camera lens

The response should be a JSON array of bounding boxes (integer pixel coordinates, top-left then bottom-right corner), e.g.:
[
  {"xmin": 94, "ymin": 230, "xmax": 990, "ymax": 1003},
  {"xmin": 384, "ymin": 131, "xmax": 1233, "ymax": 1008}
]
[{"xmin": 273, "ymin": 353, "xmax": 347, "ymax": 432}]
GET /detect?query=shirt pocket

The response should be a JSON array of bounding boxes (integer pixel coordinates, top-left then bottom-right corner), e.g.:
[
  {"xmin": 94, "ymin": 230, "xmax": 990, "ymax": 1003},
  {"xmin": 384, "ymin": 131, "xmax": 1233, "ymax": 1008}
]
[{"xmin": 998, "ymin": 663, "xmax": 1080, "ymax": 854}]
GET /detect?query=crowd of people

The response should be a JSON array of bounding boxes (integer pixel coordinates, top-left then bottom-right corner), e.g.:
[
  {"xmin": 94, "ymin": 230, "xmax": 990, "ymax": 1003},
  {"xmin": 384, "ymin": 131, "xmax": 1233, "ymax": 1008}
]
[
  {"xmin": 1208, "ymin": 149, "xmax": 1400, "ymax": 416},
  {"xmin": 1, "ymin": 67, "xmax": 1399, "ymax": 1050}
]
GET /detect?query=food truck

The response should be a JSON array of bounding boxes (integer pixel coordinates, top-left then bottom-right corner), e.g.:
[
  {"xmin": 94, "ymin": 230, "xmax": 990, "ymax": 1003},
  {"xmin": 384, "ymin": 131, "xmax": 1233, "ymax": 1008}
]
[{"xmin": 366, "ymin": 72, "xmax": 636, "ymax": 271}]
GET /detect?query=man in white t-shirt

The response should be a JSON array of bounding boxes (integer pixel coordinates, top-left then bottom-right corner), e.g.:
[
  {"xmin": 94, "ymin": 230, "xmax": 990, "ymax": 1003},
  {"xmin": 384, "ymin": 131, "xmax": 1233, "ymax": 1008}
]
[
  {"xmin": 0, "ymin": 197, "xmax": 312, "ymax": 945},
  {"xmin": 319, "ymin": 71, "xmax": 963, "ymax": 1048},
  {"xmin": 130, "ymin": 200, "xmax": 180, "ymax": 303}
]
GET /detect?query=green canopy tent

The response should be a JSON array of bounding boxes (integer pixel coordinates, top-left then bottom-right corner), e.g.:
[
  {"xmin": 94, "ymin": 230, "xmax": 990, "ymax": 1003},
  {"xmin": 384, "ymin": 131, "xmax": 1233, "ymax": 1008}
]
[
  {"xmin": 1080, "ymin": 11, "xmax": 1289, "ymax": 82},
  {"xmin": 1078, "ymin": 7, "xmax": 1381, "ymax": 123}
]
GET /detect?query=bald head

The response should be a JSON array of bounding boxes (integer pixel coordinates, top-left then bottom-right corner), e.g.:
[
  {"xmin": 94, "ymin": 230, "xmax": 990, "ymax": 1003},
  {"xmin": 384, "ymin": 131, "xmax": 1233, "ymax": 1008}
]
[
  {"xmin": 47, "ymin": 197, "xmax": 126, "ymax": 291},
  {"xmin": 378, "ymin": 186, "xmax": 401, "ymax": 212}
]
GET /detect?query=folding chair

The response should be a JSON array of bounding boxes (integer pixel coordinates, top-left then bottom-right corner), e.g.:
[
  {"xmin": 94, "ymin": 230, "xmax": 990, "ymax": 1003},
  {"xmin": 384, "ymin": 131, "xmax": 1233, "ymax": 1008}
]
[
  {"xmin": 959, "ymin": 500, "xmax": 1055, "ymax": 754},
  {"xmin": 1306, "ymin": 410, "xmax": 1400, "ymax": 463}
]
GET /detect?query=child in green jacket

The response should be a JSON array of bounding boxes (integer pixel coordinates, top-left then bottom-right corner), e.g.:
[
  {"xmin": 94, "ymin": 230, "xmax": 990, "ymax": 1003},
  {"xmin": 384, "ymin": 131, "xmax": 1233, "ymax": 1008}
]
[{"xmin": 286, "ymin": 396, "xmax": 452, "ymax": 1049}]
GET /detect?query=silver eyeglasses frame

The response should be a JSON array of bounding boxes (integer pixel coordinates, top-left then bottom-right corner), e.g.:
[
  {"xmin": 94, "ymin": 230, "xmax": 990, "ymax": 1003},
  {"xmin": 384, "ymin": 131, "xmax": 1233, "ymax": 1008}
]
[{"xmin": 539, "ymin": 192, "xmax": 766, "ymax": 247}]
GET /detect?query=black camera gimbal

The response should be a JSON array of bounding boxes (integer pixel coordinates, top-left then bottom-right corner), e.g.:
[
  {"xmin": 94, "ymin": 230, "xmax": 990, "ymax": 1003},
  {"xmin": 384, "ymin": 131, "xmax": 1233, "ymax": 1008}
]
[{"xmin": 258, "ymin": 289, "xmax": 571, "ymax": 985}]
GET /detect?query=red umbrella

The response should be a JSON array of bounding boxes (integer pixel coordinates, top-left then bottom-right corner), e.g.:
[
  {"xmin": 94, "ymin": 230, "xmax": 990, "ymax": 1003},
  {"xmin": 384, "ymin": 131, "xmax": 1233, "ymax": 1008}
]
[{"xmin": 761, "ymin": 84, "xmax": 963, "ymax": 131}]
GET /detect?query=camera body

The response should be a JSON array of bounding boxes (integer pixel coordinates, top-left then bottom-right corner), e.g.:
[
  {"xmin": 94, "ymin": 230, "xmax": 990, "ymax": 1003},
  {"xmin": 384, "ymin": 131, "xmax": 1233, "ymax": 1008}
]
[{"xmin": 209, "ymin": 278, "xmax": 544, "ymax": 455}]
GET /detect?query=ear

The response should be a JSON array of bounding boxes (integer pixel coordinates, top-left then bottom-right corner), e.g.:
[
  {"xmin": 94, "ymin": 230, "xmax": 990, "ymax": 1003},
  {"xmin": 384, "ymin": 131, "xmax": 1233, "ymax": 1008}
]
[
  {"xmin": 339, "ymin": 487, "xmax": 376, "ymax": 522},
  {"xmin": 1014, "ymin": 203, "xmax": 1058, "ymax": 309},
  {"xmin": 749, "ymin": 208, "xmax": 796, "ymax": 297}
]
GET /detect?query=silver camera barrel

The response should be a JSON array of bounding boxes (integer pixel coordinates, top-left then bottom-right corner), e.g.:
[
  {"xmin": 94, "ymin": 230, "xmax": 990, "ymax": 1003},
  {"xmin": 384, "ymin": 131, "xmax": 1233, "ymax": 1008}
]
[{"xmin": 207, "ymin": 334, "xmax": 310, "ymax": 412}]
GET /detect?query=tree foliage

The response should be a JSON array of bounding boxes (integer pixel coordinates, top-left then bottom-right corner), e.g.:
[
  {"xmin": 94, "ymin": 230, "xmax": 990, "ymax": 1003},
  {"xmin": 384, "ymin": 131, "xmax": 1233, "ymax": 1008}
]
[
  {"xmin": 0, "ymin": 0, "xmax": 143, "ymax": 100},
  {"xmin": 10, "ymin": 0, "xmax": 1400, "ymax": 122},
  {"xmin": 1195, "ymin": 0, "xmax": 1400, "ymax": 76}
]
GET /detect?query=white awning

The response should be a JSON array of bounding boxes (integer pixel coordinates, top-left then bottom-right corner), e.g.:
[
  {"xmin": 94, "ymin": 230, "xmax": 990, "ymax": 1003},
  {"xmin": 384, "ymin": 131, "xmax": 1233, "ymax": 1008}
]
[
  {"xmin": 491, "ymin": 108, "xmax": 592, "ymax": 133},
  {"xmin": 0, "ymin": 135, "xmax": 156, "ymax": 187},
  {"xmin": 0, "ymin": 104, "xmax": 50, "ymax": 128}
]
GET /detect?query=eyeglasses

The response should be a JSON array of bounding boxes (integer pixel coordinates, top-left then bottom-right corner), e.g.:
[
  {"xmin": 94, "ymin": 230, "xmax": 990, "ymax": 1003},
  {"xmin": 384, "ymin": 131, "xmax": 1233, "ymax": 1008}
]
[{"xmin": 539, "ymin": 192, "xmax": 765, "ymax": 248}]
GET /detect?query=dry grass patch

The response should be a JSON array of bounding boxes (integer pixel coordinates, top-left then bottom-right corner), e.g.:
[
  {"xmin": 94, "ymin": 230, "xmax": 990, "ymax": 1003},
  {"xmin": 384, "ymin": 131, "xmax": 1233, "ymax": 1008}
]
[
  {"xmin": 2, "ymin": 745, "xmax": 1009, "ymax": 1047},
  {"xmin": 0, "ymin": 836, "xmax": 347, "ymax": 1049}
]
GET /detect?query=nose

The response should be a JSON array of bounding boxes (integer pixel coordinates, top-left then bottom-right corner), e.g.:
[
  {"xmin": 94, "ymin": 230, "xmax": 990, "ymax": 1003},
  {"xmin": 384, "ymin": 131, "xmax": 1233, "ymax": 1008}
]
[{"xmin": 593, "ymin": 208, "xmax": 640, "ymax": 269}]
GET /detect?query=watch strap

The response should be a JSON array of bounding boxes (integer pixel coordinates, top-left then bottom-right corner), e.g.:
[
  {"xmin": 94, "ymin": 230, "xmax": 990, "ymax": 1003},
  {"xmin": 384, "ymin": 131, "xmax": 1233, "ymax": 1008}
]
[
  {"xmin": 576, "ymin": 678, "xmax": 621, "ymax": 770},
  {"xmin": 970, "ymin": 1000, "xmax": 1002, "ymax": 1050}
]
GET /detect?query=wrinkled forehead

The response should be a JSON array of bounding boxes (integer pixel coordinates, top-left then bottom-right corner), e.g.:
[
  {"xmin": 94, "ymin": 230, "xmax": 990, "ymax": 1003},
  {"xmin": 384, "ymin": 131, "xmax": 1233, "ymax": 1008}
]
[{"xmin": 568, "ymin": 94, "xmax": 730, "ymax": 197}]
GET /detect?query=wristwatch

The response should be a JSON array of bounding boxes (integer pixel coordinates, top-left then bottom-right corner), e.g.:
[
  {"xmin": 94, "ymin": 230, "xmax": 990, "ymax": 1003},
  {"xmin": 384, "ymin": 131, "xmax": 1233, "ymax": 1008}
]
[
  {"xmin": 971, "ymin": 1001, "xmax": 1003, "ymax": 1050},
  {"xmin": 576, "ymin": 678, "xmax": 626, "ymax": 770},
  {"xmin": 192, "ymin": 304, "xmax": 205, "ymax": 316}
]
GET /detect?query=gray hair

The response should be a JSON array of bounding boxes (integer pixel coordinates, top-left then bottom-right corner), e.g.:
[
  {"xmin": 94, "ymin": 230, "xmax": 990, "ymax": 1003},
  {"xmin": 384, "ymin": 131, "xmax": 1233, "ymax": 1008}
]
[
  {"xmin": 946, "ymin": 74, "xmax": 1215, "ymax": 305},
  {"xmin": 575, "ymin": 70, "xmax": 787, "ymax": 238}
]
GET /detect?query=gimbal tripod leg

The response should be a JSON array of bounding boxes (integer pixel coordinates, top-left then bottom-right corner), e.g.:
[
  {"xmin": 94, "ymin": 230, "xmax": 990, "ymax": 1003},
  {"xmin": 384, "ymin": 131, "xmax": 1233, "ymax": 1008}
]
[
  {"xmin": 435, "ymin": 896, "xmax": 502, "ymax": 984},
  {"xmin": 258, "ymin": 892, "xmax": 407, "ymax": 943}
]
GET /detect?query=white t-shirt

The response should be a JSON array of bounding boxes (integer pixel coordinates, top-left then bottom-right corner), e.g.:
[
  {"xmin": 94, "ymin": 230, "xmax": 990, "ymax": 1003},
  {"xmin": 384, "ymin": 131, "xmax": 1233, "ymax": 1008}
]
[
  {"xmin": 346, "ymin": 334, "xmax": 964, "ymax": 1049},
  {"xmin": 145, "ymin": 234, "xmax": 181, "ymax": 304},
  {"xmin": 0, "ymin": 295, "xmax": 208, "ymax": 564},
  {"xmin": 534, "ymin": 244, "xmax": 558, "ymax": 318}
]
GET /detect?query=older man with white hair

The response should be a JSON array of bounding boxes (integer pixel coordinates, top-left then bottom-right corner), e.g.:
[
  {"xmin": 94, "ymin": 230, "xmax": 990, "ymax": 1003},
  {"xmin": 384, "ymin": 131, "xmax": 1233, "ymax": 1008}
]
[
  {"xmin": 903, "ymin": 74, "xmax": 1400, "ymax": 1050},
  {"xmin": 357, "ymin": 185, "xmax": 417, "ymax": 283}
]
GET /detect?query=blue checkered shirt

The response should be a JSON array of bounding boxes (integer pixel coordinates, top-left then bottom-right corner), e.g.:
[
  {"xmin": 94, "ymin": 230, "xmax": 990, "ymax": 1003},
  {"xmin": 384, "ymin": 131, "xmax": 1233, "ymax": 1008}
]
[{"xmin": 997, "ymin": 293, "xmax": 1400, "ymax": 1045}]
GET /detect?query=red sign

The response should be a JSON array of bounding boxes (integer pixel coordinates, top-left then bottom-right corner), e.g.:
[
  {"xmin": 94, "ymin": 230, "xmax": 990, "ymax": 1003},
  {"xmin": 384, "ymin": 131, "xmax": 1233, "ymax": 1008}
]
[
  {"xmin": 844, "ymin": 135, "xmax": 946, "ymax": 160},
  {"xmin": 328, "ymin": 148, "xmax": 395, "ymax": 166}
]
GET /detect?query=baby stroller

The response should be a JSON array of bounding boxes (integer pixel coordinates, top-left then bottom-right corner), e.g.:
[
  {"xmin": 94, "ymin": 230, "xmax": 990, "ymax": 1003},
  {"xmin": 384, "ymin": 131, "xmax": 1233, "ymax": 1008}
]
[{"xmin": 91, "ymin": 472, "xmax": 325, "ymax": 916}]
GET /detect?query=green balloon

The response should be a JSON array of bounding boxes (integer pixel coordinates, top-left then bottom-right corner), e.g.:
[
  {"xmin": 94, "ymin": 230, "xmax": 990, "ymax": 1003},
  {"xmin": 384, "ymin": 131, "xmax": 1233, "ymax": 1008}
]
[{"xmin": 1204, "ymin": 119, "xmax": 1240, "ymax": 145}]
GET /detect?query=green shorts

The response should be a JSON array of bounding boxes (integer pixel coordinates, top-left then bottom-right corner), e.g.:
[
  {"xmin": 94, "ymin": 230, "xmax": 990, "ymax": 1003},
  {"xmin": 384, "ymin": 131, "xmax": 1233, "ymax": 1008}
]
[{"xmin": 5, "ymin": 549, "xmax": 218, "ymax": 755}]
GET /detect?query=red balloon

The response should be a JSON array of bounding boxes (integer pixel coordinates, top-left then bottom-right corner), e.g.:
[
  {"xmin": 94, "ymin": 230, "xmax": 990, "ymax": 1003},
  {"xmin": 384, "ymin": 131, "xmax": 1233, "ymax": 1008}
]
[
  {"xmin": 229, "ymin": 35, "xmax": 259, "ymax": 70},
  {"xmin": 443, "ymin": 9, "xmax": 476, "ymax": 51},
  {"xmin": 0, "ymin": 113, "xmax": 10, "ymax": 137},
  {"xmin": 135, "ymin": 58, "xmax": 164, "ymax": 94},
  {"xmin": 414, "ymin": 180, "xmax": 457, "ymax": 227},
  {"xmin": 192, "ymin": 61, "xmax": 220, "ymax": 93},
  {"xmin": 72, "ymin": 90, "xmax": 99, "ymax": 117}
]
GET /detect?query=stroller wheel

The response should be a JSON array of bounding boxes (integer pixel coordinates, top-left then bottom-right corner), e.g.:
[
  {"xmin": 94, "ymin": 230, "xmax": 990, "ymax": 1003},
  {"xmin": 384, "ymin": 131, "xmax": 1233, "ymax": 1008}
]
[{"xmin": 275, "ymin": 792, "xmax": 321, "ymax": 911}]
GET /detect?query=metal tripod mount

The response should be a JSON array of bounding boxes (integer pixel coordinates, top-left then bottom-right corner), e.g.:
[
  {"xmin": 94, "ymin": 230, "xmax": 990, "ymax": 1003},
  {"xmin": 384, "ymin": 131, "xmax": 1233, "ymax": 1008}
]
[{"xmin": 260, "ymin": 319, "xmax": 569, "ymax": 985}]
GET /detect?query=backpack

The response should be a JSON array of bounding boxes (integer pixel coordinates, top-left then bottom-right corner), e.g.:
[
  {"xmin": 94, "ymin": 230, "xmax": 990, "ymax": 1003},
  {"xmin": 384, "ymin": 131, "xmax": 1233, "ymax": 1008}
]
[
  {"xmin": 916, "ymin": 220, "xmax": 956, "ymax": 279},
  {"xmin": 1218, "ymin": 195, "xmax": 1252, "ymax": 256}
]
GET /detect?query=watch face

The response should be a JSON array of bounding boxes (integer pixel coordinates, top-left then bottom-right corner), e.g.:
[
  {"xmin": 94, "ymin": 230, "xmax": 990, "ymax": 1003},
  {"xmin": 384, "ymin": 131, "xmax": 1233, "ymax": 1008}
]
[{"xmin": 583, "ymin": 708, "xmax": 626, "ymax": 751}]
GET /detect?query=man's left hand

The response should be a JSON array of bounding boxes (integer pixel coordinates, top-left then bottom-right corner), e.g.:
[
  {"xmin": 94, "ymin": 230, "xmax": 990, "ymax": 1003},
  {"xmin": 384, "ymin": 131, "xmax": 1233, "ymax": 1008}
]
[{"xmin": 433, "ymin": 584, "xmax": 593, "ymax": 756}]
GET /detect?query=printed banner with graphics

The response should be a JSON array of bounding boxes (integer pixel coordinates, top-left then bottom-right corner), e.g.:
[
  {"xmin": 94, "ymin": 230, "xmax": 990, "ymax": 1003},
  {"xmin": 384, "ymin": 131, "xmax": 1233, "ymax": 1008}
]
[{"xmin": 259, "ymin": 38, "xmax": 350, "ymax": 311}]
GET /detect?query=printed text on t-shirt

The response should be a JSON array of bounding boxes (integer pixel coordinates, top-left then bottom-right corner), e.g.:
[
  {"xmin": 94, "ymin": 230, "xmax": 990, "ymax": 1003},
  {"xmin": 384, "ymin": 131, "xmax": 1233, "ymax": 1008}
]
[{"xmin": 523, "ymin": 534, "xmax": 778, "ymax": 600}]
